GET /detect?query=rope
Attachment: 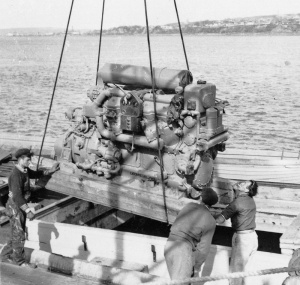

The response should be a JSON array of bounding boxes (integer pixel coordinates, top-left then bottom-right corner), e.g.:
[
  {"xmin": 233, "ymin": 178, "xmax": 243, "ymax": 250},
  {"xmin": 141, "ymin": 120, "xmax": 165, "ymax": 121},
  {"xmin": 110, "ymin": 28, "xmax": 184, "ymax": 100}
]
[
  {"xmin": 143, "ymin": 0, "xmax": 169, "ymax": 225},
  {"xmin": 147, "ymin": 266, "xmax": 300, "ymax": 285},
  {"xmin": 173, "ymin": 0, "xmax": 189, "ymax": 71},
  {"xmin": 96, "ymin": 0, "xmax": 106, "ymax": 85},
  {"xmin": 37, "ymin": 0, "xmax": 74, "ymax": 169}
]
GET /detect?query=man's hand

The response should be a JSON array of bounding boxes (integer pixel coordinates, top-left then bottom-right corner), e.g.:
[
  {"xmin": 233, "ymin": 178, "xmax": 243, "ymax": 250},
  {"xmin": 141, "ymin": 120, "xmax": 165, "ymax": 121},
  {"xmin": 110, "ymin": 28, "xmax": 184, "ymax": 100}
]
[
  {"xmin": 215, "ymin": 214, "xmax": 226, "ymax": 224},
  {"xmin": 44, "ymin": 162, "xmax": 60, "ymax": 175},
  {"xmin": 25, "ymin": 208, "xmax": 36, "ymax": 221}
]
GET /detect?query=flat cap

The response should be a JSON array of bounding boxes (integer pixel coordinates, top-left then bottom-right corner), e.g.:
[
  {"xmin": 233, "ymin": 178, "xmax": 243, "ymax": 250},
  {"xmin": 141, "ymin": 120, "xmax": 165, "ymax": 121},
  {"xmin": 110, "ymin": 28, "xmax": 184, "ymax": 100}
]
[
  {"xmin": 15, "ymin": 148, "xmax": 34, "ymax": 159},
  {"xmin": 202, "ymin": 187, "xmax": 218, "ymax": 206}
]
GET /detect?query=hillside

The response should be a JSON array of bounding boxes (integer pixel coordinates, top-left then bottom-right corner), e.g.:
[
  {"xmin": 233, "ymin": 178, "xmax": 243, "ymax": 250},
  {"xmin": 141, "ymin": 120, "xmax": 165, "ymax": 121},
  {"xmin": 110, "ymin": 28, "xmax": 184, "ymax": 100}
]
[
  {"xmin": 98, "ymin": 14, "xmax": 300, "ymax": 35},
  {"xmin": 1, "ymin": 13, "xmax": 300, "ymax": 36}
]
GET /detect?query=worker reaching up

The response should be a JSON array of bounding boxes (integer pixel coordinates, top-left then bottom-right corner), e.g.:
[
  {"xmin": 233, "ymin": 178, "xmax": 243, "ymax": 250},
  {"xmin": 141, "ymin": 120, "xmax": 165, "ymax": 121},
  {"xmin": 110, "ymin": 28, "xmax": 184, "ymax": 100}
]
[
  {"xmin": 0, "ymin": 148, "xmax": 59, "ymax": 268},
  {"xmin": 215, "ymin": 180, "xmax": 258, "ymax": 285},
  {"xmin": 164, "ymin": 188, "xmax": 218, "ymax": 281}
]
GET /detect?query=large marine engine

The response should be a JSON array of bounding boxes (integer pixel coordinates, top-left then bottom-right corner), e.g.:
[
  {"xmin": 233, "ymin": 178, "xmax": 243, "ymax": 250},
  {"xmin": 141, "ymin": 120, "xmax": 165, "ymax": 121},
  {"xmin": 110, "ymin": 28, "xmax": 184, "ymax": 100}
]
[{"xmin": 54, "ymin": 63, "xmax": 229, "ymax": 199}]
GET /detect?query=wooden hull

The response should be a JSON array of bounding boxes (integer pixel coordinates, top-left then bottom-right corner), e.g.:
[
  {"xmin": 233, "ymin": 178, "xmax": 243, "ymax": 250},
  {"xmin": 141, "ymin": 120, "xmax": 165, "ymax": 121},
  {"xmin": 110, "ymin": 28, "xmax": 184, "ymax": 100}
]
[{"xmin": 25, "ymin": 219, "xmax": 291, "ymax": 285}]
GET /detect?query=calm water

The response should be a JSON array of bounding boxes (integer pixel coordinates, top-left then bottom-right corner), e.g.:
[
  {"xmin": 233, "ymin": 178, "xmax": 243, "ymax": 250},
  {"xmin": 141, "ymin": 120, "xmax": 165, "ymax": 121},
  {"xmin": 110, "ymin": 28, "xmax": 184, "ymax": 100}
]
[{"xmin": 0, "ymin": 35, "xmax": 299, "ymax": 152}]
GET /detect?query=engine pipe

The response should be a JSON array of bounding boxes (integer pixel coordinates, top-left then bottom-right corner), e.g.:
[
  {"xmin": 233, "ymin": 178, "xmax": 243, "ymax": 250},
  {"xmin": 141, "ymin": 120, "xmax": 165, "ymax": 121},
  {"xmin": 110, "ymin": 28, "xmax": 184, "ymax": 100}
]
[
  {"xmin": 95, "ymin": 89, "xmax": 165, "ymax": 150},
  {"xmin": 76, "ymin": 161, "xmax": 121, "ymax": 175},
  {"xmin": 91, "ymin": 163, "xmax": 121, "ymax": 175},
  {"xmin": 109, "ymin": 88, "xmax": 176, "ymax": 104},
  {"xmin": 166, "ymin": 180, "xmax": 187, "ymax": 192},
  {"xmin": 198, "ymin": 131, "xmax": 230, "ymax": 151},
  {"xmin": 75, "ymin": 161, "xmax": 96, "ymax": 170}
]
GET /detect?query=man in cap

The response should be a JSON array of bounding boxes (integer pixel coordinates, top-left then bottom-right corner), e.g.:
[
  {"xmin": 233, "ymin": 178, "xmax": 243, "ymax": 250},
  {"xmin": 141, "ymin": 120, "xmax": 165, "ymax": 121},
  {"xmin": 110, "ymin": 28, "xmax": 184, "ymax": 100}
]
[
  {"xmin": 164, "ymin": 187, "xmax": 218, "ymax": 281},
  {"xmin": 0, "ymin": 148, "xmax": 60, "ymax": 268},
  {"xmin": 215, "ymin": 180, "xmax": 258, "ymax": 285}
]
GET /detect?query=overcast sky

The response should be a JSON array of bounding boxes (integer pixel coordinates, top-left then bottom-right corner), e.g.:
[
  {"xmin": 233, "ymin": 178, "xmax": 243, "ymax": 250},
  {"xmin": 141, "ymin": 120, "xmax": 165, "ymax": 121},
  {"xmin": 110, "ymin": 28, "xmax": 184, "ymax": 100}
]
[{"xmin": 1, "ymin": 0, "xmax": 300, "ymax": 30}]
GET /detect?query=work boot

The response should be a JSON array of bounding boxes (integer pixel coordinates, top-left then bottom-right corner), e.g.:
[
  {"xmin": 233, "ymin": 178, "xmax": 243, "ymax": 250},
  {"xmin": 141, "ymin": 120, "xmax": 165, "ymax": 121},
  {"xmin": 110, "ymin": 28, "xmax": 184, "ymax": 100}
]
[{"xmin": 20, "ymin": 262, "xmax": 37, "ymax": 269}]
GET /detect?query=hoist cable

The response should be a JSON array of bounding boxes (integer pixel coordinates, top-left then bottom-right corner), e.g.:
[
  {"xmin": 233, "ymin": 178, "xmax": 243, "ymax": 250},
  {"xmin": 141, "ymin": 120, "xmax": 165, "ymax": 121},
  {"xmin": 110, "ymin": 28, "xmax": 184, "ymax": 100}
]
[
  {"xmin": 37, "ymin": 0, "xmax": 74, "ymax": 170},
  {"xmin": 143, "ymin": 0, "xmax": 169, "ymax": 225},
  {"xmin": 96, "ymin": 0, "xmax": 106, "ymax": 85},
  {"xmin": 173, "ymin": 0, "xmax": 189, "ymax": 71}
]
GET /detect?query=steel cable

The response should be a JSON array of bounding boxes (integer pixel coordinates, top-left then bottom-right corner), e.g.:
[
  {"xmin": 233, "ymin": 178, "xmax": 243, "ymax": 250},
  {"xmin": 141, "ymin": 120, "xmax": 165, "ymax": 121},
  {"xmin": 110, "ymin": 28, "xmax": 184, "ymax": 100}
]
[
  {"xmin": 173, "ymin": 0, "xmax": 189, "ymax": 71},
  {"xmin": 37, "ymin": 0, "xmax": 74, "ymax": 169},
  {"xmin": 143, "ymin": 0, "xmax": 169, "ymax": 225},
  {"xmin": 96, "ymin": 0, "xmax": 106, "ymax": 85}
]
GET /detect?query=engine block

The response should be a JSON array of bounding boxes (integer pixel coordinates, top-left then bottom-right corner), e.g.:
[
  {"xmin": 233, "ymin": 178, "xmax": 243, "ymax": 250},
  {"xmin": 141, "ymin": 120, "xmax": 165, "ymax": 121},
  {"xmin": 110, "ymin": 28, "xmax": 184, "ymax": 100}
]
[{"xmin": 54, "ymin": 63, "xmax": 229, "ymax": 199}]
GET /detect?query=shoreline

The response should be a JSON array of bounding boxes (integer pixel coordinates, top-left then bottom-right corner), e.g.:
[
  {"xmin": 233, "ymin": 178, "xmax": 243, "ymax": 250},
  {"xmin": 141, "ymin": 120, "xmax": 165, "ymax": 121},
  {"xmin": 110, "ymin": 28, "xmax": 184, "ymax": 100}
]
[{"xmin": 1, "ymin": 32, "xmax": 300, "ymax": 37}]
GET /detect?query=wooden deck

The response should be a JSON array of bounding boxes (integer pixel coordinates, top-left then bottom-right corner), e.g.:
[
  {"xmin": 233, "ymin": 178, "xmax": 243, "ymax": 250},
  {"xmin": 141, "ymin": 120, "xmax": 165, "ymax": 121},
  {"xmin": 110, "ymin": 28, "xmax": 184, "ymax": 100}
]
[{"xmin": 215, "ymin": 148, "xmax": 300, "ymax": 184}]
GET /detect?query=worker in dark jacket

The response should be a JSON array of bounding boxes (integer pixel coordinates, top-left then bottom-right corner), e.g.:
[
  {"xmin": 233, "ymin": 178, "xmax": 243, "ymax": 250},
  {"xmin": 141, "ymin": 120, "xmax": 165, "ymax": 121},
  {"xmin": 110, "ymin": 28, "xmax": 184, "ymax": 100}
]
[
  {"xmin": 0, "ymin": 148, "xmax": 59, "ymax": 268},
  {"xmin": 164, "ymin": 187, "xmax": 218, "ymax": 281},
  {"xmin": 215, "ymin": 180, "xmax": 258, "ymax": 285}
]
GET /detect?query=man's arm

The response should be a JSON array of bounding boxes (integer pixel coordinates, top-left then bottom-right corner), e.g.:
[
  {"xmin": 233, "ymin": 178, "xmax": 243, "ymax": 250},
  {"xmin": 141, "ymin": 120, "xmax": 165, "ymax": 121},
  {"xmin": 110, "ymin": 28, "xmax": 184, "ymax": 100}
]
[
  {"xmin": 214, "ymin": 201, "xmax": 237, "ymax": 224},
  {"xmin": 28, "ymin": 162, "xmax": 60, "ymax": 178},
  {"xmin": 215, "ymin": 214, "xmax": 226, "ymax": 224},
  {"xmin": 27, "ymin": 168, "xmax": 44, "ymax": 179}
]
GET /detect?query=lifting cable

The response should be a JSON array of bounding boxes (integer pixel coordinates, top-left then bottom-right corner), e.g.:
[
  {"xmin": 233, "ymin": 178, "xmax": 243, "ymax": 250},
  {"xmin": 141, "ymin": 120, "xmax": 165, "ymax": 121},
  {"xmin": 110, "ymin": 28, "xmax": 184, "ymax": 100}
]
[
  {"xmin": 143, "ymin": 0, "xmax": 169, "ymax": 225},
  {"xmin": 173, "ymin": 0, "xmax": 189, "ymax": 71},
  {"xmin": 96, "ymin": 0, "xmax": 106, "ymax": 85},
  {"xmin": 37, "ymin": 0, "xmax": 74, "ymax": 169}
]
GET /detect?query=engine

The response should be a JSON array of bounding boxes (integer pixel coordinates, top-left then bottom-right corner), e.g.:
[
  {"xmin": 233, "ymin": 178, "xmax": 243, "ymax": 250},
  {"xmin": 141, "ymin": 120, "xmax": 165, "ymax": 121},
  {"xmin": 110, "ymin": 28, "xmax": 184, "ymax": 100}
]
[{"xmin": 54, "ymin": 63, "xmax": 229, "ymax": 199}]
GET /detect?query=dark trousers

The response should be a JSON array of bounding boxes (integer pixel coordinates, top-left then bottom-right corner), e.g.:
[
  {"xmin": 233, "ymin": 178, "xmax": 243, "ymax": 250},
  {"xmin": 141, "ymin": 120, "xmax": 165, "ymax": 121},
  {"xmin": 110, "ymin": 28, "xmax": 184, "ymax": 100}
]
[{"xmin": 0, "ymin": 198, "xmax": 26, "ymax": 265}]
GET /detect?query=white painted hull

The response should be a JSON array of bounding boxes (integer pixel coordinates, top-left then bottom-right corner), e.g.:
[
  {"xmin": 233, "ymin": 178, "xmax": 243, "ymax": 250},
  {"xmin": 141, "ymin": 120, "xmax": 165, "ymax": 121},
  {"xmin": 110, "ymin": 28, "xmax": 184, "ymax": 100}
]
[{"xmin": 25, "ymin": 220, "xmax": 290, "ymax": 285}]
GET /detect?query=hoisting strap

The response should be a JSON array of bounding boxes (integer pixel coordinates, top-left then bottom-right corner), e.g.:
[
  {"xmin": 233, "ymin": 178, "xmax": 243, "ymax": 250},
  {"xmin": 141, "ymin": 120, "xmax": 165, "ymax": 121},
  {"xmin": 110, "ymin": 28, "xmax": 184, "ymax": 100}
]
[
  {"xmin": 96, "ymin": 0, "xmax": 106, "ymax": 85},
  {"xmin": 143, "ymin": 0, "xmax": 169, "ymax": 225},
  {"xmin": 37, "ymin": 0, "xmax": 74, "ymax": 169},
  {"xmin": 173, "ymin": 0, "xmax": 189, "ymax": 71}
]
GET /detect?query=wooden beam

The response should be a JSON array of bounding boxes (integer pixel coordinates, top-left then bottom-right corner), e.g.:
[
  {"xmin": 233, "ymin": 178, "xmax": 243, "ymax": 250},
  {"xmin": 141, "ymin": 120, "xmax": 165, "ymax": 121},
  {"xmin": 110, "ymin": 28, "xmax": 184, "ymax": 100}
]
[
  {"xmin": 34, "ymin": 196, "xmax": 95, "ymax": 223},
  {"xmin": 44, "ymin": 172, "xmax": 297, "ymax": 233},
  {"xmin": 34, "ymin": 194, "xmax": 134, "ymax": 230},
  {"xmin": 218, "ymin": 148, "xmax": 300, "ymax": 159},
  {"xmin": 214, "ymin": 164, "xmax": 300, "ymax": 184}
]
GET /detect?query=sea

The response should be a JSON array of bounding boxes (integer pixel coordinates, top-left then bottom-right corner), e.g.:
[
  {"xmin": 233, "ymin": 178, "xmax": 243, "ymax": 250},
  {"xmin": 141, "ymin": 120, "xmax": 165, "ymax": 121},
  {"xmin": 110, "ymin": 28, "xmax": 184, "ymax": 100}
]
[{"xmin": 0, "ymin": 35, "xmax": 299, "ymax": 152}]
